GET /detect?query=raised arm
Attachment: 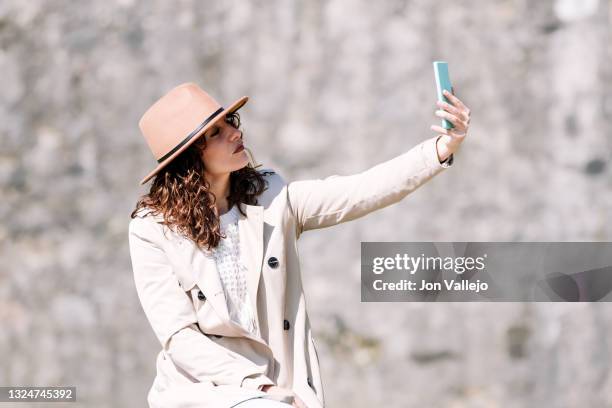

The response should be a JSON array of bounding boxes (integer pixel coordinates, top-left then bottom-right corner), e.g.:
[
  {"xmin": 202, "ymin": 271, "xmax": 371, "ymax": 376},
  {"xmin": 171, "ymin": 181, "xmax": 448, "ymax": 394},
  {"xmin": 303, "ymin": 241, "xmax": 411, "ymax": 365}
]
[
  {"xmin": 286, "ymin": 136, "xmax": 453, "ymax": 237},
  {"xmin": 128, "ymin": 217, "xmax": 274, "ymax": 390}
]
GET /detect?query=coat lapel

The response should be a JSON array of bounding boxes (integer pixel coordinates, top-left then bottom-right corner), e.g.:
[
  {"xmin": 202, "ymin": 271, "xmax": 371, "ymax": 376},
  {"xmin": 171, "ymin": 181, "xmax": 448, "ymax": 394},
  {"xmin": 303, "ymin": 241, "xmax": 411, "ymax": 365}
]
[{"xmin": 238, "ymin": 203, "xmax": 264, "ymax": 325}]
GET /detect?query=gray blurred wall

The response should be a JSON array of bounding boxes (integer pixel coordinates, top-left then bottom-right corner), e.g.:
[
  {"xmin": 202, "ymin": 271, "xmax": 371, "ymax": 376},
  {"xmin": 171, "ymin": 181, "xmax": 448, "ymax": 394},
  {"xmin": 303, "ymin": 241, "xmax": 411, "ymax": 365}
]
[{"xmin": 1, "ymin": 0, "xmax": 611, "ymax": 407}]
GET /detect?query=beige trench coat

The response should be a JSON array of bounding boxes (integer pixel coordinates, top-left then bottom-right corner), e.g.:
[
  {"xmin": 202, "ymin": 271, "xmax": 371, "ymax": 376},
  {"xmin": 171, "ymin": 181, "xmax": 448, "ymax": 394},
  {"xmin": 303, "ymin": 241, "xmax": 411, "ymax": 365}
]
[{"xmin": 128, "ymin": 136, "xmax": 453, "ymax": 408}]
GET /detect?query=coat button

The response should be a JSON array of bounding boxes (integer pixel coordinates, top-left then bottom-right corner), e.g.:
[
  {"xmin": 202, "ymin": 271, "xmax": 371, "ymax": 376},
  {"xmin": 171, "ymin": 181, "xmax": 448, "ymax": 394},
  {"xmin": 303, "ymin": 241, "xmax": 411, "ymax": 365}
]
[
  {"xmin": 283, "ymin": 319, "xmax": 290, "ymax": 330},
  {"xmin": 197, "ymin": 291, "xmax": 206, "ymax": 301},
  {"xmin": 267, "ymin": 257, "xmax": 279, "ymax": 268},
  {"xmin": 307, "ymin": 377, "xmax": 313, "ymax": 388}
]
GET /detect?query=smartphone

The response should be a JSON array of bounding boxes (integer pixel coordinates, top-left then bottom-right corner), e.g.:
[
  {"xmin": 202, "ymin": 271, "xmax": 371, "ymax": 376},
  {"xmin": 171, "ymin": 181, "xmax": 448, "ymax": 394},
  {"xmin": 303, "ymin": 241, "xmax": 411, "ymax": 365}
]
[{"xmin": 433, "ymin": 61, "xmax": 454, "ymax": 129}]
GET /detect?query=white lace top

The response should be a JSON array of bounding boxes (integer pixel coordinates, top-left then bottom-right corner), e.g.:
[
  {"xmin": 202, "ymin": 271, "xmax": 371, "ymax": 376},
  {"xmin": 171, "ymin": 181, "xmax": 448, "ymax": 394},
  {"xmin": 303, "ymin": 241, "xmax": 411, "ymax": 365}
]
[{"xmin": 209, "ymin": 205, "xmax": 260, "ymax": 338}]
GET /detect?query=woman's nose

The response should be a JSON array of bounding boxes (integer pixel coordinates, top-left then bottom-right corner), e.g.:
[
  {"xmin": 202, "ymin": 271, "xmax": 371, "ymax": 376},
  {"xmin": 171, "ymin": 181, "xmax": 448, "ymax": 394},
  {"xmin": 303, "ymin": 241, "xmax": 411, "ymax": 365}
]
[{"xmin": 229, "ymin": 128, "xmax": 243, "ymax": 141}]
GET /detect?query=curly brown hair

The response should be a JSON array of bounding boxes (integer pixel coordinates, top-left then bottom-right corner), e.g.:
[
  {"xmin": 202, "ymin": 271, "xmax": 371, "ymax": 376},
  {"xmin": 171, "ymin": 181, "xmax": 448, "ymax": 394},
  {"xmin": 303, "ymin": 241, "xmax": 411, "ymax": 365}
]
[{"xmin": 130, "ymin": 112, "xmax": 267, "ymax": 251}]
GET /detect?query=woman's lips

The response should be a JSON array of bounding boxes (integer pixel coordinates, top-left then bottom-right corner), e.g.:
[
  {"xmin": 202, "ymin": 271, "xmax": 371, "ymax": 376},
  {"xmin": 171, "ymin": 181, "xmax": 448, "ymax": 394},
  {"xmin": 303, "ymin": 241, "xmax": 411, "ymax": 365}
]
[{"xmin": 233, "ymin": 144, "xmax": 244, "ymax": 153}]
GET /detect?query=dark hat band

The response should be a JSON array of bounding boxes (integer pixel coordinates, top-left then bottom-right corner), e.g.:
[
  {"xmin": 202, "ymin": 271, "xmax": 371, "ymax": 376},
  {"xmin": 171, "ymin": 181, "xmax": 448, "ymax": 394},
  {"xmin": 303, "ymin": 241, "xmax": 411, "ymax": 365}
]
[{"xmin": 157, "ymin": 107, "xmax": 225, "ymax": 163}]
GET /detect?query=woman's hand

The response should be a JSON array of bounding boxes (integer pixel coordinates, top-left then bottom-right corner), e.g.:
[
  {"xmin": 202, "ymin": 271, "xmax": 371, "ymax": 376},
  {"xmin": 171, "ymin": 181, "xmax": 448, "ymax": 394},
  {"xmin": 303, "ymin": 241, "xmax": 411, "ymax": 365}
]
[
  {"xmin": 431, "ymin": 87, "xmax": 471, "ymax": 162},
  {"xmin": 291, "ymin": 394, "xmax": 307, "ymax": 408},
  {"xmin": 260, "ymin": 385, "xmax": 307, "ymax": 408}
]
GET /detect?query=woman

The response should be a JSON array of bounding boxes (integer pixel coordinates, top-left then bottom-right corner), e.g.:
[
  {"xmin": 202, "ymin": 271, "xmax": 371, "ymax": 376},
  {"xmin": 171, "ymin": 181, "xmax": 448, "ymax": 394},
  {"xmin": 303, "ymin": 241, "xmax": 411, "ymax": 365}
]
[{"xmin": 128, "ymin": 83, "xmax": 470, "ymax": 408}]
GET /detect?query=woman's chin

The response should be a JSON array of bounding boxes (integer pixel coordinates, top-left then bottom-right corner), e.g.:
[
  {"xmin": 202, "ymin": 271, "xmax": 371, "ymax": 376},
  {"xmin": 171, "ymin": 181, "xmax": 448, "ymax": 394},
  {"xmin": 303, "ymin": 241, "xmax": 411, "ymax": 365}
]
[
  {"xmin": 228, "ymin": 155, "xmax": 249, "ymax": 171},
  {"xmin": 235, "ymin": 150, "xmax": 249, "ymax": 164}
]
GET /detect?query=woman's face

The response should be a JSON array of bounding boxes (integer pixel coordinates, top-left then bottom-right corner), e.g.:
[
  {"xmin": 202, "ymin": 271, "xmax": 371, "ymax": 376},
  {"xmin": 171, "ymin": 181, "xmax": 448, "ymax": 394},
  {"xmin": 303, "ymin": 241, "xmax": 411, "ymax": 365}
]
[{"xmin": 197, "ymin": 113, "xmax": 249, "ymax": 177}]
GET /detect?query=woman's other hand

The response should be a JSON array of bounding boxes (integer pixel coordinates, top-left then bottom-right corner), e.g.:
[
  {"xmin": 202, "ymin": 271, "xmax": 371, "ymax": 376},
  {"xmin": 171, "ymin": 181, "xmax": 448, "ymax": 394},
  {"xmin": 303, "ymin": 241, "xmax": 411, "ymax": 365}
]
[
  {"xmin": 291, "ymin": 393, "xmax": 307, "ymax": 408},
  {"xmin": 260, "ymin": 385, "xmax": 307, "ymax": 407},
  {"xmin": 431, "ymin": 87, "xmax": 471, "ymax": 162}
]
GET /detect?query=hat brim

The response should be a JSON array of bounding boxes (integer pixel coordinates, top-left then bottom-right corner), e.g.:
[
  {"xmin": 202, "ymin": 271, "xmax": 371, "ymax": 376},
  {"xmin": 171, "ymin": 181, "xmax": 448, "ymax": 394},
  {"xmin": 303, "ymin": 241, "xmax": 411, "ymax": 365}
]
[{"xmin": 139, "ymin": 96, "xmax": 249, "ymax": 185}]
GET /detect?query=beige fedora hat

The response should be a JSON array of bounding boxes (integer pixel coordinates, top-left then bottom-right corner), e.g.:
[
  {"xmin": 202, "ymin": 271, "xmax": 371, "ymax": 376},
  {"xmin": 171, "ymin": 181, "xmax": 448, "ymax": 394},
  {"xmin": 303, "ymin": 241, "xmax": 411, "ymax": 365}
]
[{"xmin": 137, "ymin": 82, "xmax": 248, "ymax": 185}]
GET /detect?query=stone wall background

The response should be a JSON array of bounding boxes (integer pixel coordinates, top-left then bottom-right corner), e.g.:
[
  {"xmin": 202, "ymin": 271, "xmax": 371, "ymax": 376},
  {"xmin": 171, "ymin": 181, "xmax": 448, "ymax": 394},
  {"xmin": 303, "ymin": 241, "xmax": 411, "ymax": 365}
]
[{"xmin": 1, "ymin": 0, "xmax": 611, "ymax": 407}]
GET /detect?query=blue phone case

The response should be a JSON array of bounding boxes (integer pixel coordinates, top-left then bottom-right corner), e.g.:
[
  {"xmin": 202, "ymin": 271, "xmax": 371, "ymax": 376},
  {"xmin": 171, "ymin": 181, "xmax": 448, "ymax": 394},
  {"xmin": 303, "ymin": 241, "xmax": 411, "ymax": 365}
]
[{"xmin": 433, "ymin": 61, "xmax": 454, "ymax": 129}]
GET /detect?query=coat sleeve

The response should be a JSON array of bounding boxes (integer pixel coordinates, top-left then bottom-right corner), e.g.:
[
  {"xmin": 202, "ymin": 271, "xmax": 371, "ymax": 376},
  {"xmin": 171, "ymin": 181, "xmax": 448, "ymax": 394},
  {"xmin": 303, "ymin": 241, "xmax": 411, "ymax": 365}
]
[
  {"xmin": 128, "ymin": 216, "xmax": 276, "ymax": 388},
  {"xmin": 286, "ymin": 136, "xmax": 453, "ymax": 236},
  {"xmin": 166, "ymin": 326, "xmax": 276, "ymax": 390}
]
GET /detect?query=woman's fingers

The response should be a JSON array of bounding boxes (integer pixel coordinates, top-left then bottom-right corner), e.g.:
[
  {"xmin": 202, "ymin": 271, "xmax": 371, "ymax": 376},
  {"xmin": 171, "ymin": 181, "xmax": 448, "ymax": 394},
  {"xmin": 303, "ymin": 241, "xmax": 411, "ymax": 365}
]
[
  {"xmin": 440, "ymin": 89, "xmax": 470, "ymax": 121},
  {"xmin": 436, "ymin": 100, "xmax": 464, "ymax": 118},
  {"xmin": 443, "ymin": 89, "xmax": 468, "ymax": 112},
  {"xmin": 431, "ymin": 124, "xmax": 451, "ymax": 135},
  {"xmin": 433, "ymin": 87, "xmax": 470, "ymax": 142},
  {"xmin": 434, "ymin": 110, "xmax": 468, "ymax": 131},
  {"xmin": 430, "ymin": 124, "xmax": 466, "ymax": 138},
  {"xmin": 292, "ymin": 395, "xmax": 308, "ymax": 408}
]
